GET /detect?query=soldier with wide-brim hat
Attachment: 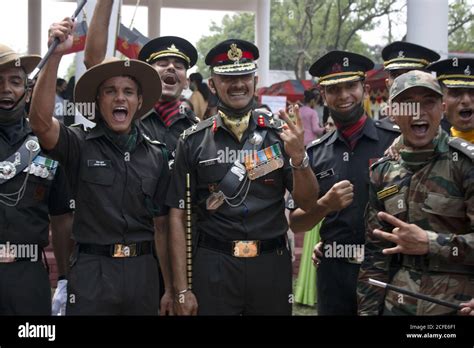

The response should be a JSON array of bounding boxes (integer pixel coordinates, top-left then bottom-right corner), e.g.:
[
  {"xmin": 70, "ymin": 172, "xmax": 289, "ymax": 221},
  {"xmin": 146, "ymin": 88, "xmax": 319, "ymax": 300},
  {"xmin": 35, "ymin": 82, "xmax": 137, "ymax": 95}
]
[
  {"xmin": 29, "ymin": 17, "xmax": 171, "ymax": 315},
  {"xmin": 0, "ymin": 43, "xmax": 73, "ymax": 315}
]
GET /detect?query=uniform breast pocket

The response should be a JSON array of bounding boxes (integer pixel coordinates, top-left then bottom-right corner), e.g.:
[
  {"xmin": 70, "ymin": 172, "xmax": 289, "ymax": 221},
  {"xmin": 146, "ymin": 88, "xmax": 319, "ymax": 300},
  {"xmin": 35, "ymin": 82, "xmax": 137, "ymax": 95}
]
[
  {"xmin": 422, "ymin": 192, "xmax": 465, "ymax": 218},
  {"xmin": 251, "ymin": 169, "xmax": 285, "ymax": 198},
  {"xmin": 17, "ymin": 175, "xmax": 52, "ymax": 209},
  {"xmin": 79, "ymin": 167, "xmax": 116, "ymax": 205},
  {"xmin": 316, "ymin": 171, "xmax": 339, "ymax": 197}
]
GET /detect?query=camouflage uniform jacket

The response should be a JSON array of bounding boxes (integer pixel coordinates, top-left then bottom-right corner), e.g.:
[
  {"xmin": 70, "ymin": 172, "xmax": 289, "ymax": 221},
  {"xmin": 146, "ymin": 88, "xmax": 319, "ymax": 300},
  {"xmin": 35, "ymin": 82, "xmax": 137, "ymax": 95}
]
[{"xmin": 358, "ymin": 132, "xmax": 474, "ymax": 315}]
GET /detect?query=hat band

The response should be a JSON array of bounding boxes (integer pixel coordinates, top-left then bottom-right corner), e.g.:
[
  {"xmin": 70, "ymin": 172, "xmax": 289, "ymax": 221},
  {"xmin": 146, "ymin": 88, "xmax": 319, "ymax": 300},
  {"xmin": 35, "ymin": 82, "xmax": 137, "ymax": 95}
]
[
  {"xmin": 211, "ymin": 51, "xmax": 255, "ymax": 65},
  {"xmin": 146, "ymin": 51, "xmax": 191, "ymax": 65},
  {"xmin": 0, "ymin": 51, "xmax": 17, "ymax": 60},
  {"xmin": 383, "ymin": 57, "xmax": 430, "ymax": 67},
  {"xmin": 318, "ymin": 71, "xmax": 365, "ymax": 83},
  {"xmin": 438, "ymin": 74, "xmax": 474, "ymax": 81}
]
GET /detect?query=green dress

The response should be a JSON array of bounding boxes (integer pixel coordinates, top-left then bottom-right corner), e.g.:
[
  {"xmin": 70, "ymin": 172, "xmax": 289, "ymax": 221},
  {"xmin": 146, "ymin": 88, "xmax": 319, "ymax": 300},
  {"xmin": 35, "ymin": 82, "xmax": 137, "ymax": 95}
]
[{"xmin": 294, "ymin": 221, "xmax": 322, "ymax": 306}]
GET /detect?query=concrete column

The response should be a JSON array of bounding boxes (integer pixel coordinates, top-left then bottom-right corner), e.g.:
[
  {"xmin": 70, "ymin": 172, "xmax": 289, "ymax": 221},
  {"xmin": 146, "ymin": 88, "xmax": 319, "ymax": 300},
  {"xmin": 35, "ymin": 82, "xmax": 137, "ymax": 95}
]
[
  {"xmin": 255, "ymin": 0, "xmax": 270, "ymax": 88},
  {"xmin": 28, "ymin": 0, "xmax": 42, "ymax": 55},
  {"xmin": 148, "ymin": 0, "xmax": 162, "ymax": 38},
  {"xmin": 75, "ymin": 0, "xmax": 121, "ymax": 126},
  {"xmin": 407, "ymin": 0, "xmax": 449, "ymax": 58}
]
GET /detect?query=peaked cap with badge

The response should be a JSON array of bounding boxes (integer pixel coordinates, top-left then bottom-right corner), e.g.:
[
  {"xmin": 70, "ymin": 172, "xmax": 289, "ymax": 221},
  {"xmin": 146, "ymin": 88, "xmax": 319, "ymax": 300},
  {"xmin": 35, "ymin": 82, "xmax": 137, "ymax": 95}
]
[
  {"xmin": 428, "ymin": 58, "xmax": 474, "ymax": 89},
  {"xmin": 309, "ymin": 50, "xmax": 374, "ymax": 86},
  {"xmin": 138, "ymin": 36, "xmax": 198, "ymax": 69},
  {"xmin": 205, "ymin": 39, "xmax": 259, "ymax": 76},
  {"xmin": 382, "ymin": 41, "xmax": 440, "ymax": 71}
]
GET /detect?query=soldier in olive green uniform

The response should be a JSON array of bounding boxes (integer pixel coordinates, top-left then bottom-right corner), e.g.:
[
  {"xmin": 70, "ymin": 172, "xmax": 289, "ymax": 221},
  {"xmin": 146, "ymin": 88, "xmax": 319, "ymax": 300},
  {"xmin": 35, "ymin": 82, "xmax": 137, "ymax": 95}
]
[{"xmin": 357, "ymin": 70, "xmax": 474, "ymax": 315}]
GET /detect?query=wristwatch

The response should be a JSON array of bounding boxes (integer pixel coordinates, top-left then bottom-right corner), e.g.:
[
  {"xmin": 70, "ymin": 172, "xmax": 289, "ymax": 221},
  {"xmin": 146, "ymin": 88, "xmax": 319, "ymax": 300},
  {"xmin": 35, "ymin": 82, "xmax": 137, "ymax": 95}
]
[{"xmin": 289, "ymin": 152, "xmax": 309, "ymax": 170}]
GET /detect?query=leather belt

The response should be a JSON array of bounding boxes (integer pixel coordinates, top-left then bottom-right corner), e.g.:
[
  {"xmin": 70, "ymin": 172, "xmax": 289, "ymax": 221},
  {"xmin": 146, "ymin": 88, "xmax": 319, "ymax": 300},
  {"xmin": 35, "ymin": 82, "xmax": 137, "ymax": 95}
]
[
  {"xmin": 199, "ymin": 233, "xmax": 286, "ymax": 258},
  {"xmin": 402, "ymin": 255, "xmax": 474, "ymax": 275}
]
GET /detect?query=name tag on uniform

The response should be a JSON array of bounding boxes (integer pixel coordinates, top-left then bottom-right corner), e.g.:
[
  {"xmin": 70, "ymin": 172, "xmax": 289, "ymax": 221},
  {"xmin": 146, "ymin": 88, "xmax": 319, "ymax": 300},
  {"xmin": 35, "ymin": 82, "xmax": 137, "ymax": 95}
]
[
  {"xmin": 315, "ymin": 168, "xmax": 334, "ymax": 180},
  {"xmin": 87, "ymin": 160, "xmax": 111, "ymax": 168},
  {"xmin": 199, "ymin": 157, "xmax": 219, "ymax": 167}
]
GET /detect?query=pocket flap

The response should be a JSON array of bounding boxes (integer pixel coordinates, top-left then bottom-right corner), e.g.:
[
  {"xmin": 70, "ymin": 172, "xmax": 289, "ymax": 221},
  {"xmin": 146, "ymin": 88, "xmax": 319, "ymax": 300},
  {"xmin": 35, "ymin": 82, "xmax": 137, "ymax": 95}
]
[{"xmin": 422, "ymin": 192, "xmax": 465, "ymax": 218}]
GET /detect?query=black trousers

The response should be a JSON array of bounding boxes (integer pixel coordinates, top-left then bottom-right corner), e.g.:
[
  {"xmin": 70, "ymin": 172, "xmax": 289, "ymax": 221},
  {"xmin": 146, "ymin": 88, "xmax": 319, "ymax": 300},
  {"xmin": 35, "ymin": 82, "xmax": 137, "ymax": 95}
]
[
  {"xmin": 317, "ymin": 258, "xmax": 360, "ymax": 315},
  {"xmin": 0, "ymin": 260, "xmax": 51, "ymax": 315},
  {"xmin": 193, "ymin": 246, "xmax": 292, "ymax": 315},
  {"xmin": 66, "ymin": 252, "xmax": 160, "ymax": 315}
]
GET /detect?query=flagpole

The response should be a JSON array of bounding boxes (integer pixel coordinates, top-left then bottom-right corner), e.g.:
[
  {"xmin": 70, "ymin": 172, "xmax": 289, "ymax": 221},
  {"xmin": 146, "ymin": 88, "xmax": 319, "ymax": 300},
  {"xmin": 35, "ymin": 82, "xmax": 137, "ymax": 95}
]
[{"xmin": 114, "ymin": 0, "xmax": 123, "ymax": 57}]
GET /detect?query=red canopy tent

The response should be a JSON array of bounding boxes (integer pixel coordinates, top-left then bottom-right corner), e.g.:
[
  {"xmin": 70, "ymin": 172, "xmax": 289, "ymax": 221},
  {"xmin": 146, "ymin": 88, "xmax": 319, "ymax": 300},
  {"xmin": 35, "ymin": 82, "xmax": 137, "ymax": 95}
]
[
  {"xmin": 365, "ymin": 65, "xmax": 388, "ymax": 93},
  {"xmin": 258, "ymin": 79, "xmax": 318, "ymax": 103}
]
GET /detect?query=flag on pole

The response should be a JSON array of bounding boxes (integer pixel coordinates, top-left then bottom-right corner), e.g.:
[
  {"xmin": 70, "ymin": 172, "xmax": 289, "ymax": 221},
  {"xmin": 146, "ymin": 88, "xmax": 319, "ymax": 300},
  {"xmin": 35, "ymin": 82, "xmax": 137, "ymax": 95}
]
[
  {"xmin": 64, "ymin": 20, "xmax": 88, "ymax": 54},
  {"xmin": 116, "ymin": 24, "xmax": 149, "ymax": 59}
]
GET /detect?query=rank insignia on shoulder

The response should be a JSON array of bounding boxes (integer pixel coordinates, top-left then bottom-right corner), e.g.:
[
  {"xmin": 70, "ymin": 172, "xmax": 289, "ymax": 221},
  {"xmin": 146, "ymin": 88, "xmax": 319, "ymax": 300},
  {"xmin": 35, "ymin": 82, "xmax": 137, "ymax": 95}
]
[
  {"xmin": 377, "ymin": 184, "xmax": 399, "ymax": 200},
  {"xmin": 448, "ymin": 137, "xmax": 474, "ymax": 160}
]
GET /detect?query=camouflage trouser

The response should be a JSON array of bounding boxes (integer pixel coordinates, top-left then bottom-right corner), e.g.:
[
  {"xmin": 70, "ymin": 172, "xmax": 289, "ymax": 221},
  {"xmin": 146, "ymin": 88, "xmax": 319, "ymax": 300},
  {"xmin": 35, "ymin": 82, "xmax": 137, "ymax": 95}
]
[{"xmin": 383, "ymin": 267, "xmax": 474, "ymax": 315}]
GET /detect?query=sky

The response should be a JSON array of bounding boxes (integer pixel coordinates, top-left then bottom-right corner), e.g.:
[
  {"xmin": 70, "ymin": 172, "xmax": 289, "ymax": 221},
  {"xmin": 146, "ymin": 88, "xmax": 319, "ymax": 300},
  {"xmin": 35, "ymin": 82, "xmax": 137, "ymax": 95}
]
[{"xmin": 0, "ymin": 0, "xmax": 405, "ymax": 79}]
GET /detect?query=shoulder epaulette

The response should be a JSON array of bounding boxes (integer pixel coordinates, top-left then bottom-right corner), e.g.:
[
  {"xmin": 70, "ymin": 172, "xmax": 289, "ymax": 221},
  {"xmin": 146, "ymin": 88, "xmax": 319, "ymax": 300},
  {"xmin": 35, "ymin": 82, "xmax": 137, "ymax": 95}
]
[
  {"xmin": 181, "ymin": 116, "xmax": 214, "ymax": 139},
  {"xmin": 448, "ymin": 137, "xmax": 474, "ymax": 161},
  {"xmin": 252, "ymin": 109, "xmax": 284, "ymax": 130},
  {"xmin": 306, "ymin": 130, "xmax": 334, "ymax": 150},
  {"xmin": 141, "ymin": 132, "xmax": 165, "ymax": 147},
  {"xmin": 185, "ymin": 108, "xmax": 201, "ymax": 123},
  {"xmin": 374, "ymin": 119, "xmax": 400, "ymax": 133},
  {"xmin": 369, "ymin": 156, "xmax": 391, "ymax": 170}
]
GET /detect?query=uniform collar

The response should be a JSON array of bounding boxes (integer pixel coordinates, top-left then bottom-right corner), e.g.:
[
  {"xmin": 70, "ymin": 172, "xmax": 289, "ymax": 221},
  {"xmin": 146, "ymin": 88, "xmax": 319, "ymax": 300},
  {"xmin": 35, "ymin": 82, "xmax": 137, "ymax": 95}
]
[
  {"xmin": 85, "ymin": 121, "xmax": 144, "ymax": 144},
  {"xmin": 327, "ymin": 116, "xmax": 379, "ymax": 145}
]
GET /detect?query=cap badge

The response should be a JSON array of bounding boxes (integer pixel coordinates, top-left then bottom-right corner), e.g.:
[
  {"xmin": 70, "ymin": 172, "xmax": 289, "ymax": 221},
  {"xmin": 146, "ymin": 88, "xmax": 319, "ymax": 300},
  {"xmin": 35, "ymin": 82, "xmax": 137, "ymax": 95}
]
[
  {"xmin": 167, "ymin": 44, "xmax": 180, "ymax": 53},
  {"xmin": 464, "ymin": 65, "xmax": 471, "ymax": 76},
  {"xmin": 398, "ymin": 51, "xmax": 405, "ymax": 58},
  {"xmin": 228, "ymin": 43, "xmax": 243, "ymax": 63},
  {"xmin": 331, "ymin": 63, "xmax": 342, "ymax": 73}
]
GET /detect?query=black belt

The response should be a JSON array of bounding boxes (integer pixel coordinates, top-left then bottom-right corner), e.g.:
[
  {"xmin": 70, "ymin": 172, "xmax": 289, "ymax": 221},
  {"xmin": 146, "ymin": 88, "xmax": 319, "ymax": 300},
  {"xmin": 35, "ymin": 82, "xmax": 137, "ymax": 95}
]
[
  {"xmin": 78, "ymin": 241, "xmax": 154, "ymax": 258},
  {"xmin": 198, "ymin": 233, "xmax": 286, "ymax": 258},
  {"xmin": 0, "ymin": 247, "xmax": 43, "ymax": 264}
]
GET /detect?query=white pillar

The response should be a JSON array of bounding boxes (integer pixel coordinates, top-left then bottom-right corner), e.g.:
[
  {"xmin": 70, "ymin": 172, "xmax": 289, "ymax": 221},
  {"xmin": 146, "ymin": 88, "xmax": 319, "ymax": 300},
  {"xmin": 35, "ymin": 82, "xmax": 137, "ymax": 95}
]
[
  {"xmin": 74, "ymin": 0, "xmax": 121, "ymax": 126},
  {"xmin": 407, "ymin": 0, "xmax": 449, "ymax": 58},
  {"xmin": 148, "ymin": 0, "xmax": 162, "ymax": 38},
  {"xmin": 28, "ymin": 0, "xmax": 42, "ymax": 55},
  {"xmin": 255, "ymin": 0, "xmax": 270, "ymax": 88}
]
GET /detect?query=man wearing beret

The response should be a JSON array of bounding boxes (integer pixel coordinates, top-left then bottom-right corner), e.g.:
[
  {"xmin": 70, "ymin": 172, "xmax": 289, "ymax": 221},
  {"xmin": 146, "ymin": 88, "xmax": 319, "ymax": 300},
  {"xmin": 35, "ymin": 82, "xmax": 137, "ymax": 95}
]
[
  {"xmin": 0, "ymin": 44, "xmax": 73, "ymax": 315},
  {"xmin": 167, "ymin": 39, "xmax": 319, "ymax": 315},
  {"xmin": 358, "ymin": 70, "xmax": 474, "ymax": 315},
  {"xmin": 290, "ymin": 51, "xmax": 400, "ymax": 315},
  {"xmin": 28, "ymin": 17, "xmax": 171, "ymax": 315}
]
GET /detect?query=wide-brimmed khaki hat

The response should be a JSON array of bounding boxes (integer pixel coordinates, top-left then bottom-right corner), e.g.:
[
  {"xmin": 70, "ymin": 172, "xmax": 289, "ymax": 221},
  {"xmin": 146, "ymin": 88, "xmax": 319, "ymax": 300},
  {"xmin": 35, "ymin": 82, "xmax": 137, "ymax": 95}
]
[
  {"xmin": 74, "ymin": 57, "xmax": 162, "ymax": 119},
  {"xmin": 0, "ymin": 44, "xmax": 41, "ymax": 74}
]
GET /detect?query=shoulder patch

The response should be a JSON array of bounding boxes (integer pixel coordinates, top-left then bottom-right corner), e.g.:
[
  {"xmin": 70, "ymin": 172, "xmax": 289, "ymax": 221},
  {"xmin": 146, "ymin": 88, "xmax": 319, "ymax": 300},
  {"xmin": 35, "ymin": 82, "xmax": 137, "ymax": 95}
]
[
  {"xmin": 181, "ymin": 116, "xmax": 213, "ymax": 139},
  {"xmin": 448, "ymin": 137, "xmax": 474, "ymax": 160},
  {"xmin": 375, "ymin": 119, "xmax": 400, "ymax": 133},
  {"xmin": 306, "ymin": 130, "xmax": 334, "ymax": 150}
]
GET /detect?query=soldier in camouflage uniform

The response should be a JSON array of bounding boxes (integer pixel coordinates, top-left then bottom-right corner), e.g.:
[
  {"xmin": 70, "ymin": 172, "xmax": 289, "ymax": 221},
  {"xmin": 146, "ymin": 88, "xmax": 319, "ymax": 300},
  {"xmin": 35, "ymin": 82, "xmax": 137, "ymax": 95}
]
[{"xmin": 357, "ymin": 70, "xmax": 474, "ymax": 315}]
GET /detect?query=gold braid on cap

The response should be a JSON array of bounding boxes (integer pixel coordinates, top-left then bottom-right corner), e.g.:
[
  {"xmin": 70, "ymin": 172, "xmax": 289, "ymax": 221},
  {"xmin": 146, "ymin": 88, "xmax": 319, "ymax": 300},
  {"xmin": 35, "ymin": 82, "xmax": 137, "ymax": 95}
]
[
  {"xmin": 318, "ymin": 71, "xmax": 365, "ymax": 83},
  {"xmin": 438, "ymin": 74, "xmax": 474, "ymax": 81},
  {"xmin": 383, "ymin": 57, "xmax": 430, "ymax": 67},
  {"xmin": 146, "ymin": 50, "xmax": 191, "ymax": 65}
]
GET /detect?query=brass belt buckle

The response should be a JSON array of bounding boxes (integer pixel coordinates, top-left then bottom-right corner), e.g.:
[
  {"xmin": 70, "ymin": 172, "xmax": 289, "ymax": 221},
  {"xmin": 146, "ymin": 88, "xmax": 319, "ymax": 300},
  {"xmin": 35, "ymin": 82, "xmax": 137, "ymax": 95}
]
[
  {"xmin": 232, "ymin": 240, "xmax": 260, "ymax": 258},
  {"xmin": 113, "ymin": 243, "xmax": 137, "ymax": 258}
]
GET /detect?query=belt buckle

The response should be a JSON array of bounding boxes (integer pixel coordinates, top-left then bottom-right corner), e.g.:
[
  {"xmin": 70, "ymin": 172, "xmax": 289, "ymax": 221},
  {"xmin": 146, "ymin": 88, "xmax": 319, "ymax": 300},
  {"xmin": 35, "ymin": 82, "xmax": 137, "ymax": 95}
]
[
  {"xmin": 232, "ymin": 240, "xmax": 260, "ymax": 258},
  {"xmin": 112, "ymin": 243, "xmax": 137, "ymax": 258}
]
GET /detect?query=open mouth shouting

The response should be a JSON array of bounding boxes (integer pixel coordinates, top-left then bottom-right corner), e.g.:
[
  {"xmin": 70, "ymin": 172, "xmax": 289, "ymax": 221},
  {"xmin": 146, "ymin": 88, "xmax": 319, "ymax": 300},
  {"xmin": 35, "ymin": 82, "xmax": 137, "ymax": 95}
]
[
  {"xmin": 410, "ymin": 119, "xmax": 430, "ymax": 137},
  {"xmin": 459, "ymin": 107, "xmax": 473, "ymax": 122},
  {"xmin": 112, "ymin": 106, "xmax": 129, "ymax": 122},
  {"xmin": 0, "ymin": 97, "xmax": 16, "ymax": 109},
  {"xmin": 162, "ymin": 74, "xmax": 178, "ymax": 87}
]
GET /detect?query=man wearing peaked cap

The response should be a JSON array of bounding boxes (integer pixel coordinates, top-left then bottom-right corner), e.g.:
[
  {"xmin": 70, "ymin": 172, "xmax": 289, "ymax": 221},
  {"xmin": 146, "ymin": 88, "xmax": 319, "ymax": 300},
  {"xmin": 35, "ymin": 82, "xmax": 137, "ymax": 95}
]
[
  {"xmin": 428, "ymin": 58, "xmax": 474, "ymax": 142},
  {"xmin": 29, "ymin": 17, "xmax": 172, "ymax": 315},
  {"xmin": 290, "ymin": 50, "xmax": 399, "ymax": 315},
  {"xmin": 0, "ymin": 43, "xmax": 73, "ymax": 315},
  {"xmin": 358, "ymin": 70, "xmax": 474, "ymax": 315},
  {"xmin": 382, "ymin": 41, "xmax": 440, "ymax": 88},
  {"xmin": 167, "ymin": 38, "xmax": 319, "ymax": 315}
]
